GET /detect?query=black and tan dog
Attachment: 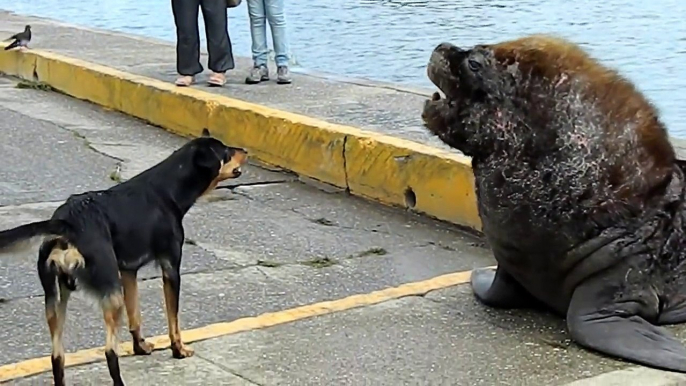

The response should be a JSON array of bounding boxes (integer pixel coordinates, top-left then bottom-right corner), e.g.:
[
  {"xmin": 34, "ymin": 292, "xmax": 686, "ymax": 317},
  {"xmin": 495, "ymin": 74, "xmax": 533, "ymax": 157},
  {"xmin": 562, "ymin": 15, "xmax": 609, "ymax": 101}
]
[{"xmin": 0, "ymin": 129, "xmax": 248, "ymax": 386}]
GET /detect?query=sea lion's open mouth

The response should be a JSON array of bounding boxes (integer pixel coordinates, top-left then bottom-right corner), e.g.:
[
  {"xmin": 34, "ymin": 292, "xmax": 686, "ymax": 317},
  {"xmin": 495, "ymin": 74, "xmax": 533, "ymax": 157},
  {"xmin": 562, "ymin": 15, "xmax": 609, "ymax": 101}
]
[{"xmin": 427, "ymin": 42, "xmax": 466, "ymax": 101}]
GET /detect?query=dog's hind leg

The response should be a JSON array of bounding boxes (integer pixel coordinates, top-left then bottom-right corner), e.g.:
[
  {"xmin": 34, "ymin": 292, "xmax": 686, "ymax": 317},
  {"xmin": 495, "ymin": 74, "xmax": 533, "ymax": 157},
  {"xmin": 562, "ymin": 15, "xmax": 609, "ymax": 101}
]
[
  {"xmin": 102, "ymin": 292, "xmax": 126, "ymax": 386},
  {"xmin": 38, "ymin": 241, "xmax": 71, "ymax": 386},
  {"xmin": 121, "ymin": 270, "xmax": 154, "ymax": 355},
  {"xmin": 161, "ymin": 255, "xmax": 194, "ymax": 359},
  {"xmin": 45, "ymin": 285, "xmax": 70, "ymax": 386},
  {"xmin": 78, "ymin": 239, "xmax": 127, "ymax": 385}
]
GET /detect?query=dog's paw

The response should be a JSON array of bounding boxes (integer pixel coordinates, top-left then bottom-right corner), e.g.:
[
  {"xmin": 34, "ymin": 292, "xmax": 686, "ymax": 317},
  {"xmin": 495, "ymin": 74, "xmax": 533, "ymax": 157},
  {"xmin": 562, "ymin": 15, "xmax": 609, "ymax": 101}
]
[
  {"xmin": 133, "ymin": 339, "xmax": 154, "ymax": 355},
  {"xmin": 172, "ymin": 344, "xmax": 195, "ymax": 359}
]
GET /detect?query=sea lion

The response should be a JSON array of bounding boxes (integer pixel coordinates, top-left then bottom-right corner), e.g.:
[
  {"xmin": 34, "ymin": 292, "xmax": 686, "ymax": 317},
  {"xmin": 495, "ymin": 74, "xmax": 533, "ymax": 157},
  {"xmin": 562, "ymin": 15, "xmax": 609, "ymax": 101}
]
[{"xmin": 421, "ymin": 34, "xmax": 686, "ymax": 372}]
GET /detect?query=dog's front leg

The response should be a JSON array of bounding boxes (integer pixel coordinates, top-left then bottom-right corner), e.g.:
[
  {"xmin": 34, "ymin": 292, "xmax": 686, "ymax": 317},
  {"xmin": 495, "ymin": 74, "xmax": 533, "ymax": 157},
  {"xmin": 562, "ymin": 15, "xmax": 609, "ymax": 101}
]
[
  {"xmin": 161, "ymin": 260, "xmax": 194, "ymax": 358},
  {"xmin": 121, "ymin": 270, "xmax": 154, "ymax": 355}
]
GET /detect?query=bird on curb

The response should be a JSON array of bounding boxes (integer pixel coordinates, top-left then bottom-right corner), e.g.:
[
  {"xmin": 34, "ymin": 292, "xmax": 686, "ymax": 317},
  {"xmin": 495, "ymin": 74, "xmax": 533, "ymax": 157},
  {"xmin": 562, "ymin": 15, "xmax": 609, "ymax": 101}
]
[{"xmin": 4, "ymin": 25, "xmax": 31, "ymax": 51}]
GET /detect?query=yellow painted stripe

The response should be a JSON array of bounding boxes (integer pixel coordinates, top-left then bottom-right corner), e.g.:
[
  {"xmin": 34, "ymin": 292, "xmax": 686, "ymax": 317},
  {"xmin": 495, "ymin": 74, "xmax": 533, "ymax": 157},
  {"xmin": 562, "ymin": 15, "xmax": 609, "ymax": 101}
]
[{"xmin": 0, "ymin": 267, "xmax": 488, "ymax": 382}]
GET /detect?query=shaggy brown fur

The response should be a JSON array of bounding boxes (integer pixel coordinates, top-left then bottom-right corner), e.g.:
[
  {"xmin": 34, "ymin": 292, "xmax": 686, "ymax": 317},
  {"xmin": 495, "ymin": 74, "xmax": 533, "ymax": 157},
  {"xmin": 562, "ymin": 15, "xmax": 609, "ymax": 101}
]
[{"xmin": 489, "ymin": 35, "xmax": 674, "ymax": 201}]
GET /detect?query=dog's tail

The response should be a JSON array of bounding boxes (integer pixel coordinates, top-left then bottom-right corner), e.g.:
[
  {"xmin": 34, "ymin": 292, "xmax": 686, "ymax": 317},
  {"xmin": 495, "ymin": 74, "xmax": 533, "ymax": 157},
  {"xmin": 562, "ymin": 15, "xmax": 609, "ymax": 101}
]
[{"xmin": 0, "ymin": 219, "xmax": 73, "ymax": 254}]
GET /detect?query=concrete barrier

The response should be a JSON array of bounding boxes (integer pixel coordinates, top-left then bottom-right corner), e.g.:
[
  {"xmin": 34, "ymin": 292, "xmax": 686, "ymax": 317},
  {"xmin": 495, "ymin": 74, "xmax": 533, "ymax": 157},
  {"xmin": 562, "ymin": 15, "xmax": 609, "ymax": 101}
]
[{"xmin": 0, "ymin": 46, "xmax": 482, "ymax": 232}]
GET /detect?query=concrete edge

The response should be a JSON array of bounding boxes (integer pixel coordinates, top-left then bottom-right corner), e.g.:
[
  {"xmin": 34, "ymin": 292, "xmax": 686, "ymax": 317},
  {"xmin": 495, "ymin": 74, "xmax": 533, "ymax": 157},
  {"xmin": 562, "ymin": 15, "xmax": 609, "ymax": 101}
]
[
  {"xmin": 0, "ymin": 46, "xmax": 483, "ymax": 232},
  {"xmin": 0, "ymin": 269, "xmax": 477, "ymax": 382},
  {"xmin": 562, "ymin": 366, "xmax": 686, "ymax": 386}
]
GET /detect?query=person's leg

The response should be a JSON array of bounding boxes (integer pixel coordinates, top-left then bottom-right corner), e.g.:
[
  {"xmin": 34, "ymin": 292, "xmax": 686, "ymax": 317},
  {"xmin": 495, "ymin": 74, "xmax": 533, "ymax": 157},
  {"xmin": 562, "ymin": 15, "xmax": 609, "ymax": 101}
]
[
  {"xmin": 200, "ymin": 0, "xmax": 235, "ymax": 86},
  {"xmin": 171, "ymin": 0, "xmax": 202, "ymax": 86},
  {"xmin": 245, "ymin": 0, "xmax": 270, "ymax": 84},
  {"xmin": 265, "ymin": 0, "xmax": 291, "ymax": 84}
]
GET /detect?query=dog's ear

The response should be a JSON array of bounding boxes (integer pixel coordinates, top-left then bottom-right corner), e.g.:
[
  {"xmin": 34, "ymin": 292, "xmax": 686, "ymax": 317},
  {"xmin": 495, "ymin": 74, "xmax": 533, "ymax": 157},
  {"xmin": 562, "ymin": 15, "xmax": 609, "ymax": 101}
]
[
  {"xmin": 193, "ymin": 146, "xmax": 220, "ymax": 170},
  {"xmin": 201, "ymin": 128, "xmax": 211, "ymax": 137}
]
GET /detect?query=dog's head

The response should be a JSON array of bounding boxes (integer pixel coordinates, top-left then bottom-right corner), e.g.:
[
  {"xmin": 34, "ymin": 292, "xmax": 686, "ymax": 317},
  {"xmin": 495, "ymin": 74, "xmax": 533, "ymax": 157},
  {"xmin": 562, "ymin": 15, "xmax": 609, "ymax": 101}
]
[{"xmin": 192, "ymin": 128, "xmax": 248, "ymax": 194}]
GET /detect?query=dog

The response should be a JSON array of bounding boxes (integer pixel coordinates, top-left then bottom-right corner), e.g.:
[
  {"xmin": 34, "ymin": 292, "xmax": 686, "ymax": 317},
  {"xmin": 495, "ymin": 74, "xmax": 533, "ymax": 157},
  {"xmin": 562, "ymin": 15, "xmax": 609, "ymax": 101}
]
[{"xmin": 0, "ymin": 128, "xmax": 248, "ymax": 386}]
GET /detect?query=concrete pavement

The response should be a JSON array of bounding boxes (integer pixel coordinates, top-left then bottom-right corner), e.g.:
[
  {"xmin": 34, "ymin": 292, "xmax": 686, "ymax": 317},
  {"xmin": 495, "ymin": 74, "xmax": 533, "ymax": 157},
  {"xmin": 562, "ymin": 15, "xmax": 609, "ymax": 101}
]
[
  {"xmin": 0, "ymin": 79, "xmax": 684, "ymax": 385},
  {"xmin": 0, "ymin": 73, "xmax": 486, "ymax": 358}
]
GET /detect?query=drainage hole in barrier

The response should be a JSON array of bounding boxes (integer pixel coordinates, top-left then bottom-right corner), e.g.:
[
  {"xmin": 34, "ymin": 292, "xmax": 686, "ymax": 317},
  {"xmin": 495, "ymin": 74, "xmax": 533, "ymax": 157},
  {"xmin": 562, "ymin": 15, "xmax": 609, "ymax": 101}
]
[{"xmin": 404, "ymin": 187, "xmax": 416, "ymax": 209}]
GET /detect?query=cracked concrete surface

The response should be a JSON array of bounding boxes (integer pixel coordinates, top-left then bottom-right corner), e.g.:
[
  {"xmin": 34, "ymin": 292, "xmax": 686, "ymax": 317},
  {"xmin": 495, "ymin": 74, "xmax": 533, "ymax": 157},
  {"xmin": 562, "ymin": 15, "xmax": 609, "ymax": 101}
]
[
  {"xmin": 2, "ymin": 75, "xmax": 684, "ymax": 385},
  {"xmin": 0, "ymin": 75, "xmax": 492, "ymax": 373}
]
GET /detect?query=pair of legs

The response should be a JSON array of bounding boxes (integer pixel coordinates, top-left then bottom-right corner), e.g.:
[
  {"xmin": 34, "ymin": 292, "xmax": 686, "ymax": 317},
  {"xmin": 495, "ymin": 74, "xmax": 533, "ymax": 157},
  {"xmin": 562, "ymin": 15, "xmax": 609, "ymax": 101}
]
[
  {"xmin": 40, "ymin": 244, "xmax": 191, "ymax": 385},
  {"xmin": 472, "ymin": 263, "xmax": 686, "ymax": 373},
  {"xmin": 171, "ymin": 0, "xmax": 235, "ymax": 87},
  {"xmin": 245, "ymin": 0, "xmax": 292, "ymax": 84},
  {"xmin": 121, "ymin": 268, "xmax": 193, "ymax": 359}
]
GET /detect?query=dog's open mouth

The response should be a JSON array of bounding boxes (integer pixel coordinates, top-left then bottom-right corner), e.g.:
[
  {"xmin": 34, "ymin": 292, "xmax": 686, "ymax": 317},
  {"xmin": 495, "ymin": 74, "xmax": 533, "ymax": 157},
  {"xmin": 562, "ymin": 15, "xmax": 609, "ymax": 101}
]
[{"xmin": 232, "ymin": 167, "xmax": 242, "ymax": 177}]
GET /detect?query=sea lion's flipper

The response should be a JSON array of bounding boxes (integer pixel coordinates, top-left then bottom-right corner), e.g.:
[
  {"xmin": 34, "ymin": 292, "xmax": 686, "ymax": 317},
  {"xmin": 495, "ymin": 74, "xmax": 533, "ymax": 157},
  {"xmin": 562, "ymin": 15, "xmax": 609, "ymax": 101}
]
[
  {"xmin": 567, "ymin": 279, "xmax": 686, "ymax": 372},
  {"xmin": 658, "ymin": 301, "xmax": 686, "ymax": 325},
  {"xmin": 470, "ymin": 266, "xmax": 541, "ymax": 309}
]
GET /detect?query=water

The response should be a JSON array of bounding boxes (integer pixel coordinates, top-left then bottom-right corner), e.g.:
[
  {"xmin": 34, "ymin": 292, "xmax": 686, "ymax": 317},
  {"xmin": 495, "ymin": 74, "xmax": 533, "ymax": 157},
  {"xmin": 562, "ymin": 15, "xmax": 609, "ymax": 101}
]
[{"xmin": 1, "ymin": 0, "xmax": 685, "ymax": 137}]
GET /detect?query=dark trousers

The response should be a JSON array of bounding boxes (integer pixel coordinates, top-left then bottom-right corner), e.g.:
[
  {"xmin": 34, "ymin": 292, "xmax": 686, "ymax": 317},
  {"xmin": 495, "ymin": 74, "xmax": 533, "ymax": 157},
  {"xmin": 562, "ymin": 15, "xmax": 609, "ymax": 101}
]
[{"xmin": 171, "ymin": 0, "xmax": 235, "ymax": 76}]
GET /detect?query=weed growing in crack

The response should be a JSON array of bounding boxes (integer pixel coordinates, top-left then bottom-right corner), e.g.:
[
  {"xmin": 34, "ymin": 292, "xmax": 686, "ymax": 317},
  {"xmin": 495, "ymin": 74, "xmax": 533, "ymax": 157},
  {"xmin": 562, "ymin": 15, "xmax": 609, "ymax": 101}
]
[
  {"xmin": 357, "ymin": 247, "xmax": 388, "ymax": 257},
  {"xmin": 205, "ymin": 194, "xmax": 238, "ymax": 203},
  {"xmin": 109, "ymin": 166, "xmax": 123, "ymax": 183},
  {"xmin": 71, "ymin": 131, "xmax": 86, "ymax": 140},
  {"xmin": 256, "ymin": 260, "xmax": 284, "ymax": 268},
  {"xmin": 310, "ymin": 217, "xmax": 336, "ymax": 226},
  {"xmin": 425, "ymin": 241, "xmax": 457, "ymax": 251},
  {"xmin": 300, "ymin": 257, "xmax": 337, "ymax": 268},
  {"xmin": 15, "ymin": 80, "xmax": 53, "ymax": 91}
]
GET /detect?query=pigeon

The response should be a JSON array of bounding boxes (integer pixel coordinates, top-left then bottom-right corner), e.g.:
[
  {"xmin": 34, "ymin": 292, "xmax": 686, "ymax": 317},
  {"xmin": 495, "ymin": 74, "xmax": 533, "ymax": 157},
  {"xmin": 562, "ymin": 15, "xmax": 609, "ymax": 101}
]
[{"xmin": 4, "ymin": 25, "xmax": 31, "ymax": 51}]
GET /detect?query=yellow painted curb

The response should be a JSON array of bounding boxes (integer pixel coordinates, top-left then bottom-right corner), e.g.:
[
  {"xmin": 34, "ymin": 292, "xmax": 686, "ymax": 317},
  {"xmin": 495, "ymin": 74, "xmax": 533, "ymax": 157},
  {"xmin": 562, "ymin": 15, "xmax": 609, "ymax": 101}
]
[
  {"xmin": 0, "ymin": 46, "xmax": 482, "ymax": 231},
  {"xmin": 0, "ymin": 268, "xmax": 484, "ymax": 382}
]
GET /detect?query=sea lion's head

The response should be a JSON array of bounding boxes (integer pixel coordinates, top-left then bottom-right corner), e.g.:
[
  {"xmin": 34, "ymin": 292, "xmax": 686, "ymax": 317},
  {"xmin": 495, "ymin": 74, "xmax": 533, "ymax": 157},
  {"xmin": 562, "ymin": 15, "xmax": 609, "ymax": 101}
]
[
  {"xmin": 423, "ymin": 34, "xmax": 677, "ymax": 208},
  {"xmin": 422, "ymin": 42, "xmax": 517, "ymax": 156},
  {"xmin": 427, "ymin": 42, "xmax": 512, "ymax": 103}
]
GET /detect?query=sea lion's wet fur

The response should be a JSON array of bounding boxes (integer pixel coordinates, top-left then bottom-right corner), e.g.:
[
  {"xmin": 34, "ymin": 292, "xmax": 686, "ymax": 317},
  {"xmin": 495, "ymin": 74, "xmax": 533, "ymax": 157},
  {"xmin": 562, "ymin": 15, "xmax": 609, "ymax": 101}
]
[{"xmin": 422, "ymin": 34, "xmax": 686, "ymax": 372}]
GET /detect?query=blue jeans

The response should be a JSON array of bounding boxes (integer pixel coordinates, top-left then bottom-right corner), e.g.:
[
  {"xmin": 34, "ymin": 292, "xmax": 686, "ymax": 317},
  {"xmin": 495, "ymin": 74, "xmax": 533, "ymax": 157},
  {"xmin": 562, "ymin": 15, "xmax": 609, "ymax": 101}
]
[{"xmin": 246, "ymin": 0, "xmax": 290, "ymax": 67}]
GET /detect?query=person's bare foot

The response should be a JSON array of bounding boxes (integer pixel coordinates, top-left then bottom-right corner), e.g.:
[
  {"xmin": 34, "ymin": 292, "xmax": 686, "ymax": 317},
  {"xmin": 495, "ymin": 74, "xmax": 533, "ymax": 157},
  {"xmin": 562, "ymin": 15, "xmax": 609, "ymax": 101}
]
[
  {"xmin": 174, "ymin": 75, "xmax": 194, "ymax": 87},
  {"xmin": 207, "ymin": 72, "xmax": 226, "ymax": 87}
]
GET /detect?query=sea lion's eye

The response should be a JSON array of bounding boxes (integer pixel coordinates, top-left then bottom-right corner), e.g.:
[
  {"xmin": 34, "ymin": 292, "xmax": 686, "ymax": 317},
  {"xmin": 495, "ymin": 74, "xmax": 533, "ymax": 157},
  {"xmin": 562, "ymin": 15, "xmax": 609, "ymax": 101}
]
[{"xmin": 468, "ymin": 58, "xmax": 482, "ymax": 72}]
